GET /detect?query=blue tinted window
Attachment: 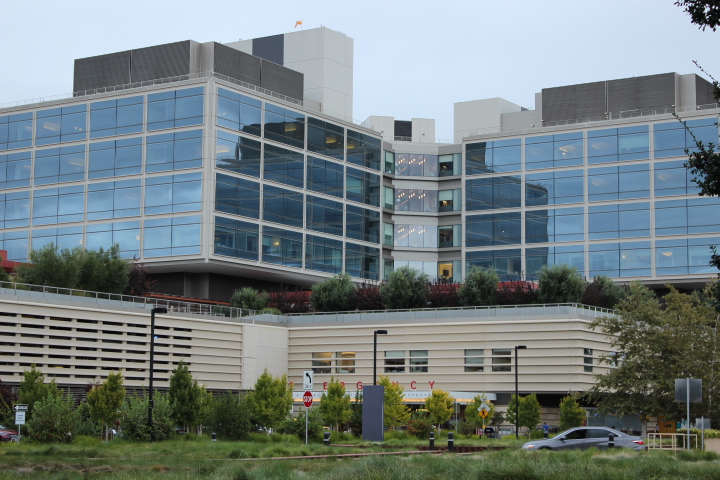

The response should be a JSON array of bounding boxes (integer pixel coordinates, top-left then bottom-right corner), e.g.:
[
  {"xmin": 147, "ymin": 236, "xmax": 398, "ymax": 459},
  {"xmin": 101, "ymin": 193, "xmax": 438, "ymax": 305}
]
[
  {"xmin": 346, "ymin": 204, "xmax": 380, "ymax": 243},
  {"xmin": 588, "ymin": 202, "xmax": 650, "ymax": 240},
  {"xmin": 0, "ymin": 230, "xmax": 28, "ymax": 262},
  {"xmin": 147, "ymin": 87, "xmax": 203, "ymax": 131},
  {"xmin": 306, "ymin": 156, "xmax": 343, "ymax": 198},
  {"xmin": 36, "ymin": 105, "xmax": 87, "ymax": 146},
  {"xmin": 262, "ymin": 226, "xmax": 302, "ymax": 267},
  {"xmin": 525, "ymin": 132, "xmax": 583, "ymax": 170},
  {"xmin": 146, "ymin": 129, "xmax": 202, "ymax": 172},
  {"xmin": 466, "ymin": 176, "xmax": 522, "ymax": 211},
  {"xmin": 656, "ymin": 237, "xmax": 720, "ymax": 275},
  {"xmin": 589, "ymin": 241, "xmax": 651, "ymax": 277},
  {"xmin": 0, "ymin": 112, "xmax": 33, "ymax": 151},
  {"xmin": 655, "ymin": 197, "xmax": 720, "ymax": 236},
  {"xmin": 395, "ymin": 153, "xmax": 439, "ymax": 177},
  {"xmin": 466, "ymin": 249, "xmax": 522, "ymax": 281},
  {"xmin": 525, "ymin": 169, "xmax": 584, "ymax": 206},
  {"xmin": 587, "ymin": 128, "xmax": 619, "ymax": 164},
  {"xmin": 145, "ymin": 172, "xmax": 202, "ymax": 215},
  {"xmin": 0, "ymin": 191, "xmax": 30, "ymax": 228},
  {"xmin": 143, "ymin": 215, "xmax": 201, "ymax": 257},
  {"xmin": 90, "ymin": 96, "xmax": 143, "ymax": 139},
  {"xmin": 654, "ymin": 160, "xmax": 700, "ymax": 197},
  {"xmin": 214, "ymin": 216, "xmax": 259, "ymax": 260},
  {"xmin": 345, "ymin": 242, "xmax": 379, "ymax": 280},
  {"xmin": 526, "ymin": 207, "xmax": 585, "ymax": 243},
  {"xmin": 588, "ymin": 164, "xmax": 649, "ymax": 201},
  {"xmin": 618, "ymin": 126, "xmax": 649, "ymax": 161},
  {"xmin": 526, "ymin": 245, "xmax": 584, "ymax": 277},
  {"xmin": 263, "ymin": 185, "xmax": 303, "ymax": 227},
  {"xmin": 264, "ymin": 103, "xmax": 304, "ymax": 148},
  {"xmin": 466, "ymin": 212, "xmax": 521, "ymax": 247},
  {"xmin": 466, "ymin": 140, "xmax": 521, "ymax": 175},
  {"xmin": 34, "ymin": 145, "xmax": 85, "ymax": 185},
  {"xmin": 395, "ymin": 188, "xmax": 438, "ymax": 212},
  {"xmin": 308, "ymin": 117, "xmax": 344, "ymax": 159},
  {"xmin": 306, "ymin": 195, "xmax": 343, "ymax": 236},
  {"xmin": 216, "ymin": 88, "xmax": 262, "ymax": 136},
  {"xmin": 85, "ymin": 221, "xmax": 140, "ymax": 258},
  {"xmin": 87, "ymin": 179, "xmax": 141, "ymax": 220},
  {"xmin": 32, "ymin": 185, "xmax": 84, "ymax": 226},
  {"xmin": 215, "ymin": 131, "xmax": 261, "ymax": 177},
  {"xmin": 654, "ymin": 118, "xmax": 717, "ymax": 158},
  {"xmin": 89, "ymin": 137, "xmax": 142, "ymax": 179},
  {"xmin": 0, "ymin": 151, "xmax": 31, "ymax": 188},
  {"xmin": 32, "ymin": 226, "xmax": 83, "ymax": 252},
  {"xmin": 306, "ymin": 235, "xmax": 343, "ymax": 274},
  {"xmin": 215, "ymin": 173, "xmax": 260, "ymax": 219},
  {"xmin": 346, "ymin": 167, "xmax": 380, "ymax": 207},
  {"xmin": 347, "ymin": 129, "xmax": 381, "ymax": 170},
  {"xmin": 264, "ymin": 143, "xmax": 304, "ymax": 187}
]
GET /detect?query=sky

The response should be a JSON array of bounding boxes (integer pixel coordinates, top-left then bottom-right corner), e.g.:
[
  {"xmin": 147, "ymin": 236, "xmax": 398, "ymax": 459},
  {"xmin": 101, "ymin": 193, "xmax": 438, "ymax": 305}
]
[{"xmin": 1, "ymin": 0, "xmax": 718, "ymax": 140}]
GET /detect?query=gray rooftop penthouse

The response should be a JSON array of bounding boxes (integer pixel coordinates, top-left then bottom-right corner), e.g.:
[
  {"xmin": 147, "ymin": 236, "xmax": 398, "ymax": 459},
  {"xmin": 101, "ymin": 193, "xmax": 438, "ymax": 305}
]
[{"xmin": 1, "ymin": 27, "xmax": 719, "ymax": 302}]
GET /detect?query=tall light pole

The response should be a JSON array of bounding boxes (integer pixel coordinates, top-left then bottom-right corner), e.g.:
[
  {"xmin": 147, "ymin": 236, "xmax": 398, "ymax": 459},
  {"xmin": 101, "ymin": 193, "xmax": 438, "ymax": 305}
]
[
  {"xmin": 373, "ymin": 330, "xmax": 387, "ymax": 385},
  {"xmin": 148, "ymin": 307, "xmax": 167, "ymax": 440},
  {"xmin": 515, "ymin": 345, "xmax": 527, "ymax": 439}
]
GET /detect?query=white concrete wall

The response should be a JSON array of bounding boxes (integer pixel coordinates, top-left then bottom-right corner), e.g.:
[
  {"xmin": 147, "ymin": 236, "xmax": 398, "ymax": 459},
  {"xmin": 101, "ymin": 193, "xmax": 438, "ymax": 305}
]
[
  {"xmin": 411, "ymin": 118, "xmax": 436, "ymax": 143},
  {"xmin": 363, "ymin": 115, "xmax": 395, "ymax": 142},
  {"xmin": 241, "ymin": 323, "xmax": 290, "ymax": 389},
  {"xmin": 454, "ymin": 97, "xmax": 523, "ymax": 142}
]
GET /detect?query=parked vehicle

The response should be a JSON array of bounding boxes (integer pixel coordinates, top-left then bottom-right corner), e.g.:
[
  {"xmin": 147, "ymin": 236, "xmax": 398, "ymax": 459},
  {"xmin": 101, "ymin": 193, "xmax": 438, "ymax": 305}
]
[
  {"xmin": 0, "ymin": 424, "xmax": 19, "ymax": 442},
  {"xmin": 522, "ymin": 426, "xmax": 644, "ymax": 451}
]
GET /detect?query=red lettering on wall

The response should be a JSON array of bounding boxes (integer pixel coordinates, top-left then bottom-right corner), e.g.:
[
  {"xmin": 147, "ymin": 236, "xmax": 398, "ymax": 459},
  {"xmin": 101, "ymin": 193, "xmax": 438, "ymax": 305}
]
[
  {"xmin": 410, "ymin": 381, "xmax": 417, "ymax": 390},
  {"xmin": 323, "ymin": 381, "xmax": 328, "ymax": 390},
  {"xmin": 340, "ymin": 382, "xmax": 345, "ymax": 388},
  {"xmin": 428, "ymin": 381, "xmax": 435, "ymax": 389},
  {"xmin": 356, "ymin": 381, "xmax": 363, "ymax": 390}
]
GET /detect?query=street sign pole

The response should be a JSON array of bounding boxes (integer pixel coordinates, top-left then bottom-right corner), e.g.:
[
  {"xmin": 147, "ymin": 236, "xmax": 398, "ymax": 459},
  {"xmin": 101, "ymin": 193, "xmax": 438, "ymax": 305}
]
[{"xmin": 303, "ymin": 391, "xmax": 313, "ymax": 445}]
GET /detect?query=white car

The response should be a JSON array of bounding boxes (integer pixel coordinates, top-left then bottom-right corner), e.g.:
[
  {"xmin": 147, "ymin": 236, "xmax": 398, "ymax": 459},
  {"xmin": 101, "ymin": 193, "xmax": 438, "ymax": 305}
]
[{"xmin": 522, "ymin": 426, "xmax": 644, "ymax": 451}]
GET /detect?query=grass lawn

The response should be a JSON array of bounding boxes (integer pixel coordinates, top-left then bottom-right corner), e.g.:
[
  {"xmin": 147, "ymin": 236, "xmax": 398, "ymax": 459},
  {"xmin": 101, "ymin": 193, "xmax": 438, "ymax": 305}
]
[{"xmin": 1, "ymin": 435, "xmax": 719, "ymax": 479}]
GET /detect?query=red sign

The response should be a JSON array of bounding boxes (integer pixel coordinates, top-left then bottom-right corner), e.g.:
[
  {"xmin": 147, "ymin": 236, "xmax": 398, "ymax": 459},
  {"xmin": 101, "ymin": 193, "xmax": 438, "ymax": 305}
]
[{"xmin": 303, "ymin": 391, "xmax": 313, "ymax": 408}]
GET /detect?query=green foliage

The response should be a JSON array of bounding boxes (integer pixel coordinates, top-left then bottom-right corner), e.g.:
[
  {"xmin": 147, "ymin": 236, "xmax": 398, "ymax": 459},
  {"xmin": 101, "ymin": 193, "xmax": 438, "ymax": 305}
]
[
  {"xmin": 230, "ymin": 287, "xmax": 269, "ymax": 311},
  {"xmin": 459, "ymin": 267, "xmax": 499, "ymax": 306},
  {"xmin": 278, "ymin": 407, "xmax": 323, "ymax": 440},
  {"xmin": 0, "ymin": 255, "xmax": 9, "ymax": 283},
  {"xmin": 348, "ymin": 390, "xmax": 362, "ymax": 437},
  {"xmin": 121, "ymin": 392, "xmax": 174, "ymax": 442},
  {"xmin": 208, "ymin": 391, "xmax": 252, "ymax": 440},
  {"xmin": 465, "ymin": 394, "xmax": 495, "ymax": 429},
  {"xmin": 559, "ymin": 395, "xmax": 586, "ymax": 430},
  {"xmin": 457, "ymin": 419, "xmax": 477, "ymax": 435},
  {"xmin": 537, "ymin": 264, "xmax": 585, "ymax": 304},
  {"xmin": 319, "ymin": 377, "xmax": 351, "ymax": 431},
  {"xmin": 424, "ymin": 389, "xmax": 455, "ymax": 429},
  {"xmin": 18, "ymin": 365, "xmax": 60, "ymax": 420},
  {"xmin": 27, "ymin": 394, "xmax": 78, "ymax": 443},
  {"xmin": 380, "ymin": 266, "xmax": 429, "ymax": 309},
  {"xmin": 168, "ymin": 360, "xmax": 205, "ymax": 432},
  {"xmin": 74, "ymin": 401, "xmax": 102, "ymax": 437},
  {"xmin": 582, "ymin": 275, "xmax": 627, "ymax": 309},
  {"xmin": 489, "ymin": 410, "xmax": 505, "ymax": 428},
  {"xmin": 378, "ymin": 375, "xmax": 411, "ymax": 429},
  {"xmin": 311, "ymin": 273, "xmax": 355, "ymax": 312},
  {"xmin": 15, "ymin": 244, "xmax": 131, "ymax": 293},
  {"xmin": 87, "ymin": 371, "xmax": 125, "ymax": 440},
  {"xmin": 247, "ymin": 370, "xmax": 293, "ymax": 432},
  {"xmin": 406, "ymin": 412, "xmax": 433, "ymax": 438},
  {"xmin": 505, "ymin": 394, "xmax": 541, "ymax": 433}
]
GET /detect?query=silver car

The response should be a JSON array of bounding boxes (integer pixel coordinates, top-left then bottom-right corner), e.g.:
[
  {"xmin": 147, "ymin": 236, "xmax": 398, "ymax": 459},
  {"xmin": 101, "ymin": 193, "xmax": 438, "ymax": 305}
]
[{"xmin": 522, "ymin": 426, "xmax": 644, "ymax": 451}]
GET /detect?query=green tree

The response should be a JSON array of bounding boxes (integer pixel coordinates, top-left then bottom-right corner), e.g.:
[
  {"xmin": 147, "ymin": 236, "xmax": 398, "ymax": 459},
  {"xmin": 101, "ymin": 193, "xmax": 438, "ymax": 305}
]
[
  {"xmin": 121, "ymin": 392, "xmax": 174, "ymax": 441},
  {"xmin": 311, "ymin": 273, "xmax": 355, "ymax": 312},
  {"xmin": 247, "ymin": 369, "xmax": 293, "ymax": 432},
  {"xmin": 348, "ymin": 390, "xmax": 363, "ymax": 437},
  {"xmin": 559, "ymin": 395, "xmax": 586, "ymax": 430},
  {"xmin": 505, "ymin": 394, "xmax": 541, "ymax": 435},
  {"xmin": 582, "ymin": 275, "xmax": 627, "ymax": 309},
  {"xmin": 465, "ymin": 394, "xmax": 495, "ymax": 431},
  {"xmin": 230, "ymin": 287, "xmax": 269, "ymax": 311},
  {"xmin": 15, "ymin": 244, "xmax": 81, "ymax": 289},
  {"xmin": 74, "ymin": 401, "xmax": 102, "ymax": 437},
  {"xmin": 18, "ymin": 365, "xmax": 60, "ymax": 420},
  {"xmin": 76, "ymin": 245, "xmax": 131, "ymax": 293},
  {"xmin": 378, "ymin": 375, "xmax": 411, "ymax": 429},
  {"xmin": 588, "ymin": 282, "xmax": 720, "ymax": 424},
  {"xmin": 167, "ymin": 360, "xmax": 205, "ymax": 433},
  {"xmin": 424, "ymin": 389, "xmax": 455, "ymax": 431},
  {"xmin": 537, "ymin": 264, "xmax": 585, "ymax": 304},
  {"xmin": 26, "ymin": 393, "xmax": 78, "ymax": 444},
  {"xmin": 489, "ymin": 410, "xmax": 505, "ymax": 429},
  {"xmin": 208, "ymin": 391, "xmax": 251, "ymax": 440},
  {"xmin": 505, "ymin": 394, "xmax": 519, "ymax": 429},
  {"xmin": 0, "ymin": 256, "xmax": 9, "ymax": 283},
  {"xmin": 677, "ymin": 0, "xmax": 720, "ymax": 31},
  {"xmin": 87, "ymin": 371, "xmax": 125, "ymax": 442},
  {"xmin": 319, "ymin": 376, "xmax": 351, "ymax": 431},
  {"xmin": 380, "ymin": 266, "xmax": 429, "ymax": 310},
  {"xmin": 459, "ymin": 267, "xmax": 499, "ymax": 306}
]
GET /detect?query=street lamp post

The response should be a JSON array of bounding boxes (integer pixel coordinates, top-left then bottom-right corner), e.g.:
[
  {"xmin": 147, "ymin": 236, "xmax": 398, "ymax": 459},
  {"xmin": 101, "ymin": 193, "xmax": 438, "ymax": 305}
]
[
  {"xmin": 373, "ymin": 330, "xmax": 387, "ymax": 385},
  {"xmin": 515, "ymin": 345, "xmax": 527, "ymax": 439},
  {"xmin": 148, "ymin": 307, "xmax": 168, "ymax": 440}
]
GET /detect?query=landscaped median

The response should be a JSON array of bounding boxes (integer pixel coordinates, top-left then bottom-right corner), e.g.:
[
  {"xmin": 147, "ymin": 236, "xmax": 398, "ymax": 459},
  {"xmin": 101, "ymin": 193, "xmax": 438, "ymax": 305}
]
[{"xmin": 1, "ymin": 435, "xmax": 719, "ymax": 479}]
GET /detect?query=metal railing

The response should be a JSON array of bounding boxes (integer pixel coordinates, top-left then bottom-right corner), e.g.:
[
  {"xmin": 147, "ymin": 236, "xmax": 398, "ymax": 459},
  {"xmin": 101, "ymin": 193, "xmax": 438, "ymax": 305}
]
[
  {"xmin": 647, "ymin": 433, "xmax": 699, "ymax": 451},
  {"xmin": 542, "ymin": 103, "xmax": 719, "ymax": 128}
]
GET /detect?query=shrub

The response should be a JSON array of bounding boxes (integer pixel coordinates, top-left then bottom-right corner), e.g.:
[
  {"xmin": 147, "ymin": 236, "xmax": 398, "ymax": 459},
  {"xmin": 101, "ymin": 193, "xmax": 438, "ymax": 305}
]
[
  {"xmin": 495, "ymin": 280, "xmax": 538, "ymax": 305},
  {"xmin": 121, "ymin": 392, "xmax": 174, "ymax": 442},
  {"xmin": 457, "ymin": 419, "xmax": 477, "ymax": 436},
  {"xmin": 207, "ymin": 391, "xmax": 252, "ymax": 440},
  {"xmin": 27, "ymin": 394, "xmax": 78, "ymax": 444},
  {"xmin": 352, "ymin": 282, "xmax": 383, "ymax": 311},
  {"xmin": 311, "ymin": 273, "xmax": 354, "ymax": 312},
  {"xmin": 537, "ymin": 264, "xmax": 584, "ymax": 304},
  {"xmin": 459, "ymin": 267, "xmax": 499, "ymax": 306},
  {"xmin": 278, "ymin": 409, "xmax": 323, "ymax": 441},
  {"xmin": 582, "ymin": 275, "xmax": 627, "ymax": 309},
  {"xmin": 426, "ymin": 280, "xmax": 461, "ymax": 308},
  {"xmin": 380, "ymin": 266, "xmax": 429, "ymax": 310},
  {"xmin": 230, "ymin": 287, "xmax": 268, "ymax": 311},
  {"xmin": 74, "ymin": 401, "xmax": 102, "ymax": 437},
  {"xmin": 407, "ymin": 413, "xmax": 433, "ymax": 439}
]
